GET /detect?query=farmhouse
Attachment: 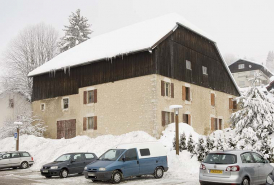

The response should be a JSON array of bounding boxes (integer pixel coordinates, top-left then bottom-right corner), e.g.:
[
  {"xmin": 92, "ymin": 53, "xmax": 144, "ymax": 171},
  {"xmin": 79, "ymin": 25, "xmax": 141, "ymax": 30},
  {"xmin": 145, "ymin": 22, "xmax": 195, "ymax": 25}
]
[
  {"xmin": 29, "ymin": 13, "xmax": 240, "ymax": 139},
  {"xmin": 229, "ymin": 59, "xmax": 273, "ymax": 88}
]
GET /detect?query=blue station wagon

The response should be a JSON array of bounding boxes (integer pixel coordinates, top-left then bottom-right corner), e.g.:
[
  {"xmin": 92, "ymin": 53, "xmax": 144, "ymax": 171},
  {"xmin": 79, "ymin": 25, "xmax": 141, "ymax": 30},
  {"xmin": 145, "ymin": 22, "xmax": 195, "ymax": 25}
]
[{"xmin": 83, "ymin": 142, "xmax": 168, "ymax": 183}]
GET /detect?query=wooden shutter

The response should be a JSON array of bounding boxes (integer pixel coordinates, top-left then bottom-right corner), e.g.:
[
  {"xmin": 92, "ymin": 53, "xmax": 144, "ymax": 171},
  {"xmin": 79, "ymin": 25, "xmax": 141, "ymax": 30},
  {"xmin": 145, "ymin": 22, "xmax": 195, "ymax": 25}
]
[
  {"xmin": 171, "ymin": 112, "xmax": 174, "ymax": 123},
  {"xmin": 229, "ymin": 98, "xmax": 233, "ymax": 109},
  {"xmin": 171, "ymin": 83, "xmax": 174, "ymax": 98},
  {"xmin": 94, "ymin": 116, "xmax": 97, "ymax": 130},
  {"xmin": 182, "ymin": 86, "xmax": 186, "ymax": 100},
  {"xmin": 161, "ymin": 81, "xmax": 165, "ymax": 96},
  {"xmin": 211, "ymin": 117, "xmax": 215, "ymax": 131},
  {"xmin": 94, "ymin": 89, "xmax": 97, "ymax": 103},
  {"xmin": 83, "ymin": 91, "xmax": 87, "ymax": 104},
  {"xmin": 162, "ymin": 111, "xmax": 165, "ymax": 126},
  {"xmin": 211, "ymin": 93, "xmax": 215, "ymax": 106},
  {"xmin": 233, "ymin": 101, "xmax": 237, "ymax": 110},
  {"xmin": 188, "ymin": 114, "xmax": 191, "ymax": 125},
  {"xmin": 83, "ymin": 117, "xmax": 87, "ymax": 131}
]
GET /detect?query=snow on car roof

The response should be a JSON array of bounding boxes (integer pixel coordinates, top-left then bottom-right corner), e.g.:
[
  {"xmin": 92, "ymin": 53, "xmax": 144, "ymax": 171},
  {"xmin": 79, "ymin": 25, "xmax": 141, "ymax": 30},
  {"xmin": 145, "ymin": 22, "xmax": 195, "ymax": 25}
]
[{"xmin": 28, "ymin": 13, "xmax": 213, "ymax": 77}]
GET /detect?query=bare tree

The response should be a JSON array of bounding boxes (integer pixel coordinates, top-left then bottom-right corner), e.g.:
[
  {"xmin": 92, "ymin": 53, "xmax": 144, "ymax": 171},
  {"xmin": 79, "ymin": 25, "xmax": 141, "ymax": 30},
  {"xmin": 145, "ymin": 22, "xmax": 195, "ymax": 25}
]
[{"xmin": 2, "ymin": 23, "xmax": 59, "ymax": 101}]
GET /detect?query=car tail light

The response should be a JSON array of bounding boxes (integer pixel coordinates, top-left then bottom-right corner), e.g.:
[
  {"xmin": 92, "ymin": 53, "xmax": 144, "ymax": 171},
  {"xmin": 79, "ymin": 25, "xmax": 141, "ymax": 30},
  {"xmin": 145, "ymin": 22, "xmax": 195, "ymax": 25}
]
[
  {"xmin": 200, "ymin": 164, "xmax": 206, "ymax": 170},
  {"xmin": 31, "ymin": 157, "xmax": 34, "ymax": 161},
  {"xmin": 226, "ymin": 165, "xmax": 240, "ymax": 172}
]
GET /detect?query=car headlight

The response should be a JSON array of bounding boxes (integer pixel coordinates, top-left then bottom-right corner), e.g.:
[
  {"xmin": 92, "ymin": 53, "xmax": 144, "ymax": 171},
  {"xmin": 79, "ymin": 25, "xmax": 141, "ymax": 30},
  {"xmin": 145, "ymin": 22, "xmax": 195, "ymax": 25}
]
[
  {"xmin": 267, "ymin": 175, "xmax": 274, "ymax": 184},
  {"xmin": 50, "ymin": 166, "xmax": 58, "ymax": 169},
  {"xmin": 99, "ymin": 168, "xmax": 106, "ymax": 171},
  {"xmin": 84, "ymin": 166, "xmax": 87, "ymax": 170}
]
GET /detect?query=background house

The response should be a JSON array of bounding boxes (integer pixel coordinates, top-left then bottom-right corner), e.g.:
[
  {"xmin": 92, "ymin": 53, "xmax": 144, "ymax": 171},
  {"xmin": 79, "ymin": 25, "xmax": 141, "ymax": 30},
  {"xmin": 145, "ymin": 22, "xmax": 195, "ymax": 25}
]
[
  {"xmin": 29, "ymin": 13, "xmax": 240, "ymax": 139},
  {"xmin": 229, "ymin": 59, "xmax": 273, "ymax": 88}
]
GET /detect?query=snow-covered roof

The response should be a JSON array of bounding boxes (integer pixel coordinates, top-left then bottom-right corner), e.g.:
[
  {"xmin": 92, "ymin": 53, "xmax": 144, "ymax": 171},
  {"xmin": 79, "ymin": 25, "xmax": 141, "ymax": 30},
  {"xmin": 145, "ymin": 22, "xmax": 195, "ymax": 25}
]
[{"xmin": 28, "ymin": 13, "xmax": 213, "ymax": 77}]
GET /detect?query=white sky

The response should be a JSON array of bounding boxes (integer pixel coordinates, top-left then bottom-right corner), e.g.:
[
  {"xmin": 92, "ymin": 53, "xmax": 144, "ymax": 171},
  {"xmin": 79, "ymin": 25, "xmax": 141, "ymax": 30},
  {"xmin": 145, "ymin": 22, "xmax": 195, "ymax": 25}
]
[{"xmin": 0, "ymin": 0, "xmax": 274, "ymax": 69}]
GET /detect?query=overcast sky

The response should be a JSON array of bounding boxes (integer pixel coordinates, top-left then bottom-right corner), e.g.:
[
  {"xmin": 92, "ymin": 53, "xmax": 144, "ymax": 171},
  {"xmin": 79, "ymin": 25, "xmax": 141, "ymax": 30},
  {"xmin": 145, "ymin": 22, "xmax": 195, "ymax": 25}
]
[{"xmin": 0, "ymin": 0, "xmax": 274, "ymax": 71}]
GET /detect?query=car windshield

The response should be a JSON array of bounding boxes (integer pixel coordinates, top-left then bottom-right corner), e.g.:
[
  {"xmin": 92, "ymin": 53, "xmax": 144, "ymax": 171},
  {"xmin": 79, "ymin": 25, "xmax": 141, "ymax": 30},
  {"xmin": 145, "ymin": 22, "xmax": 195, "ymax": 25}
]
[
  {"xmin": 204, "ymin": 153, "xmax": 237, "ymax": 164},
  {"xmin": 99, "ymin": 149, "xmax": 125, "ymax": 161},
  {"xmin": 54, "ymin": 154, "xmax": 71, "ymax": 162}
]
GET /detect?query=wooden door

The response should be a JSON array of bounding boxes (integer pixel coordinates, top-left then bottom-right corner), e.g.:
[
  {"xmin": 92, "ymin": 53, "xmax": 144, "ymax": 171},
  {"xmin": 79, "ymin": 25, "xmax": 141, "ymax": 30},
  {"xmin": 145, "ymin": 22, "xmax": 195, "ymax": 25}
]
[{"xmin": 57, "ymin": 119, "xmax": 76, "ymax": 139}]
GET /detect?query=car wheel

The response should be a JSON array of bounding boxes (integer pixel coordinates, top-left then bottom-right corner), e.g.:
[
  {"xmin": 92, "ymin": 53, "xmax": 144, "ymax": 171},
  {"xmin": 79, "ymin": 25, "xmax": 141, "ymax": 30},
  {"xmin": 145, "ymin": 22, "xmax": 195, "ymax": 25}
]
[
  {"xmin": 60, "ymin": 169, "xmax": 68, "ymax": 178},
  {"xmin": 21, "ymin": 162, "xmax": 29, "ymax": 169},
  {"xmin": 111, "ymin": 170, "xmax": 122, "ymax": 184},
  {"xmin": 154, "ymin": 167, "xmax": 164, "ymax": 179},
  {"xmin": 45, "ymin": 176, "xmax": 52, "ymax": 178},
  {"xmin": 92, "ymin": 180, "xmax": 99, "ymax": 182},
  {"xmin": 242, "ymin": 177, "xmax": 250, "ymax": 185}
]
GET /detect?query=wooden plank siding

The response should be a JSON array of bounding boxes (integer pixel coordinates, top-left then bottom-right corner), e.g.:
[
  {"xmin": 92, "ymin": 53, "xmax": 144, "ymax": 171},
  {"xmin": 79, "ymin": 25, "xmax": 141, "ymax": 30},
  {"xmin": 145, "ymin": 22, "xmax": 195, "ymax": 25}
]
[{"xmin": 32, "ymin": 26, "xmax": 239, "ymax": 101}]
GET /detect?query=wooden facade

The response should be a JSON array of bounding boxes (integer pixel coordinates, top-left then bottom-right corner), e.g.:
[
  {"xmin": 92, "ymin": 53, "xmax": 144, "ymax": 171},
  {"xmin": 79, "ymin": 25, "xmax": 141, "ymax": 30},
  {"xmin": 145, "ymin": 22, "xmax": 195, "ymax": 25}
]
[{"xmin": 32, "ymin": 26, "xmax": 240, "ymax": 101}]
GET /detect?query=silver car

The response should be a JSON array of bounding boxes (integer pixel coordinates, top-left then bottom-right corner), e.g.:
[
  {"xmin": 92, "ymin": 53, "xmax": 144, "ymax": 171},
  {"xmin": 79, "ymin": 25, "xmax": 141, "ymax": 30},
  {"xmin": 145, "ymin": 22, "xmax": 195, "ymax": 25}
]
[
  {"xmin": 199, "ymin": 150, "xmax": 273, "ymax": 185},
  {"xmin": 0, "ymin": 151, "xmax": 34, "ymax": 169}
]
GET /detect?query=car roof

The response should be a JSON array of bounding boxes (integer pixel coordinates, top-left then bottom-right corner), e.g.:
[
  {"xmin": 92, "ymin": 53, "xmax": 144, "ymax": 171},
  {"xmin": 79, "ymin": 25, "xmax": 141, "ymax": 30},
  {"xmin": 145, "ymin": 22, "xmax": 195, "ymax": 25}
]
[
  {"xmin": 64, "ymin": 152, "xmax": 94, "ymax": 155},
  {"xmin": 209, "ymin": 150, "xmax": 257, "ymax": 155}
]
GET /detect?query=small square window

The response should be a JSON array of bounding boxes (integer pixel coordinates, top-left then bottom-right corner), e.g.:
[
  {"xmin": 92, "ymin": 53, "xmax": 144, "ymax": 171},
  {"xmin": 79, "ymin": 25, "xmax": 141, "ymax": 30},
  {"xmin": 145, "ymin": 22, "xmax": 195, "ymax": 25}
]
[
  {"xmin": 186, "ymin": 60, "xmax": 191, "ymax": 70},
  {"xmin": 88, "ymin": 91, "xmax": 94, "ymax": 104},
  {"xmin": 88, "ymin": 117, "xmax": 94, "ymax": 130},
  {"xmin": 238, "ymin": 64, "xmax": 244, "ymax": 69},
  {"xmin": 202, "ymin": 66, "xmax": 207, "ymax": 75},
  {"xmin": 9, "ymin": 99, "xmax": 14, "ymax": 108},
  {"xmin": 63, "ymin": 98, "xmax": 69, "ymax": 109},
  {"xmin": 41, "ymin": 103, "xmax": 45, "ymax": 111}
]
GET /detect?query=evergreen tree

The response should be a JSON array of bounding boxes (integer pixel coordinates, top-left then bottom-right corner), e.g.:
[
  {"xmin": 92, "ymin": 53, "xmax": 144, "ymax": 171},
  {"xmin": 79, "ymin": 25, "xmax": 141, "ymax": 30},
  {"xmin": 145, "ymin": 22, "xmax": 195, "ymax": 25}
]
[
  {"xmin": 179, "ymin": 132, "xmax": 187, "ymax": 152},
  {"xmin": 59, "ymin": 9, "xmax": 92, "ymax": 52},
  {"xmin": 227, "ymin": 137, "xmax": 237, "ymax": 150},
  {"xmin": 187, "ymin": 134, "xmax": 195, "ymax": 154},
  {"xmin": 196, "ymin": 137, "xmax": 206, "ymax": 161},
  {"xmin": 216, "ymin": 138, "xmax": 224, "ymax": 151}
]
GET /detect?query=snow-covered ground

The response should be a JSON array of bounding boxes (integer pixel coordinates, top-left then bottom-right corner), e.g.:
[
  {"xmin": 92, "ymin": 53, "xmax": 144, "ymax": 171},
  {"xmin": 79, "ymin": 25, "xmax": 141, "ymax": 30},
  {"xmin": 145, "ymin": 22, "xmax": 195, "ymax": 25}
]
[{"xmin": 0, "ymin": 123, "xmax": 201, "ymax": 184}]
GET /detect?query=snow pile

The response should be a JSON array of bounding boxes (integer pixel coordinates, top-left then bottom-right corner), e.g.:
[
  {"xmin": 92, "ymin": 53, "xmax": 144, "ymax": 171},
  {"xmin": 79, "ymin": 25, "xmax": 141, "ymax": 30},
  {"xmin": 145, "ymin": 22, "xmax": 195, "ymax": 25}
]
[{"xmin": 28, "ymin": 13, "xmax": 212, "ymax": 77}]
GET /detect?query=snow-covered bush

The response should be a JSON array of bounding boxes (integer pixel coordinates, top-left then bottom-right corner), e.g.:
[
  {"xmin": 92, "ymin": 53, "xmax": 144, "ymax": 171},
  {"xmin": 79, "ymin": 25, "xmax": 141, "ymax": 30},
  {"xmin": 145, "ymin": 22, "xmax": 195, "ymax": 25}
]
[
  {"xmin": 179, "ymin": 132, "xmax": 187, "ymax": 151},
  {"xmin": 196, "ymin": 137, "xmax": 206, "ymax": 161},
  {"xmin": 187, "ymin": 134, "xmax": 195, "ymax": 155}
]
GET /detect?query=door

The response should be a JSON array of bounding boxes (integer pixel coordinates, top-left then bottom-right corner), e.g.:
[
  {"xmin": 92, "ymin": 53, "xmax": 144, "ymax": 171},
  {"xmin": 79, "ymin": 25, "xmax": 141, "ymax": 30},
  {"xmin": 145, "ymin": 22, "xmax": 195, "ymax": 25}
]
[
  {"xmin": 57, "ymin": 119, "xmax": 76, "ymax": 139},
  {"xmin": 240, "ymin": 153, "xmax": 257, "ymax": 183},
  {"xmin": 9, "ymin": 153, "xmax": 21, "ymax": 167},
  {"xmin": 252, "ymin": 152, "xmax": 270, "ymax": 184},
  {"xmin": 0, "ymin": 154, "xmax": 11, "ymax": 168},
  {"xmin": 121, "ymin": 148, "xmax": 140, "ymax": 177},
  {"xmin": 69, "ymin": 154, "xmax": 85, "ymax": 174}
]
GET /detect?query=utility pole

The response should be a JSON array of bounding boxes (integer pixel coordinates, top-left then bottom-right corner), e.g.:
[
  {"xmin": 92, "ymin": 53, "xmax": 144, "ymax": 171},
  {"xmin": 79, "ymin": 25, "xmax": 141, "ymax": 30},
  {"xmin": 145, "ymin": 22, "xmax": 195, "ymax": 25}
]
[
  {"xmin": 14, "ymin": 122, "xmax": 22, "ymax": 151},
  {"xmin": 169, "ymin": 105, "xmax": 182, "ymax": 155}
]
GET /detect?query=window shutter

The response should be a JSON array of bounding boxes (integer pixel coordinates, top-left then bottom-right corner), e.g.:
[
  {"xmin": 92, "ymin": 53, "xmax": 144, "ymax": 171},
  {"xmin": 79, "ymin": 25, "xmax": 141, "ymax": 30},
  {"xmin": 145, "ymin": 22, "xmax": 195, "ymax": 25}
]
[
  {"xmin": 94, "ymin": 89, "xmax": 97, "ymax": 103},
  {"xmin": 94, "ymin": 116, "xmax": 97, "ymax": 130},
  {"xmin": 233, "ymin": 101, "xmax": 237, "ymax": 110},
  {"xmin": 211, "ymin": 93, "xmax": 215, "ymax": 106},
  {"xmin": 229, "ymin": 98, "xmax": 233, "ymax": 109},
  {"xmin": 188, "ymin": 114, "xmax": 191, "ymax": 125},
  {"xmin": 182, "ymin": 86, "xmax": 186, "ymax": 101},
  {"xmin": 161, "ymin": 81, "xmax": 165, "ymax": 96},
  {"xmin": 219, "ymin": 119, "xmax": 222, "ymax": 130},
  {"xmin": 171, "ymin": 112, "xmax": 174, "ymax": 123},
  {"xmin": 83, "ymin": 91, "xmax": 87, "ymax": 104},
  {"xmin": 83, "ymin": 117, "xmax": 87, "ymax": 131},
  {"xmin": 162, "ymin": 111, "xmax": 165, "ymax": 126},
  {"xmin": 211, "ymin": 117, "xmax": 215, "ymax": 131},
  {"xmin": 171, "ymin": 83, "xmax": 174, "ymax": 98}
]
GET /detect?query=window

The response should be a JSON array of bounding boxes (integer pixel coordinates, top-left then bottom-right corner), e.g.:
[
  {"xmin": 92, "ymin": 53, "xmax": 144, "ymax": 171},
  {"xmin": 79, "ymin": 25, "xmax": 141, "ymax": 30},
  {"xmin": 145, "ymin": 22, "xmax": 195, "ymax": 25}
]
[
  {"xmin": 124, "ymin": 149, "xmax": 137, "ymax": 161},
  {"xmin": 41, "ymin": 103, "xmax": 45, "ymax": 111},
  {"xmin": 20, "ymin": 152, "xmax": 30, "ymax": 157},
  {"xmin": 204, "ymin": 154, "xmax": 237, "ymax": 164},
  {"xmin": 165, "ymin": 82, "xmax": 170, "ymax": 97},
  {"xmin": 73, "ymin": 154, "xmax": 83, "ymax": 162},
  {"xmin": 211, "ymin": 118, "xmax": 218, "ymax": 131},
  {"xmin": 241, "ymin": 153, "xmax": 254, "ymax": 163},
  {"xmin": 63, "ymin": 98, "xmax": 69, "ymax": 109},
  {"xmin": 211, "ymin": 93, "xmax": 215, "ymax": 106},
  {"xmin": 186, "ymin": 60, "xmax": 191, "ymax": 70},
  {"xmin": 162, "ymin": 111, "xmax": 170, "ymax": 126},
  {"xmin": 9, "ymin": 99, "xmax": 14, "ymax": 108},
  {"xmin": 202, "ymin": 66, "xmax": 207, "ymax": 75},
  {"xmin": 88, "ymin": 117, "xmax": 94, "ymax": 130},
  {"xmin": 238, "ymin": 64, "xmax": 245, "ymax": 69},
  {"xmin": 161, "ymin": 81, "xmax": 174, "ymax": 98},
  {"xmin": 182, "ymin": 86, "xmax": 190, "ymax": 101},
  {"xmin": 229, "ymin": 98, "xmax": 237, "ymax": 110},
  {"xmin": 11, "ymin": 153, "xmax": 20, "ymax": 158},
  {"xmin": 83, "ymin": 89, "xmax": 97, "ymax": 104},
  {"xmin": 252, "ymin": 153, "xmax": 265, "ymax": 163},
  {"xmin": 1, "ymin": 154, "xmax": 10, "ymax": 159},
  {"xmin": 218, "ymin": 119, "xmax": 222, "ymax": 130},
  {"xmin": 185, "ymin": 87, "xmax": 190, "ymax": 101},
  {"xmin": 183, "ymin": 114, "xmax": 191, "ymax": 125},
  {"xmin": 85, "ymin": 153, "xmax": 94, "ymax": 159},
  {"xmin": 140, "ymin": 149, "xmax": 150, "ymax": 156}
]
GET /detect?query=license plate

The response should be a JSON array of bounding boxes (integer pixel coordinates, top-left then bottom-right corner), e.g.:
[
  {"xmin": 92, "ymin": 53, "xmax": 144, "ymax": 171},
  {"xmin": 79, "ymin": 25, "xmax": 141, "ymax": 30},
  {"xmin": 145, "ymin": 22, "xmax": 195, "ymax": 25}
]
[
  {"xmin": 210, "ymin": 170, "xmax": 223, "ymax": 174},
  {"xmin": 43, "ymin": 170, "xmax": 48, "ymax": 173},
  {"xmin": 88, "ymin": 173, "xmax": 95, "ymax": 176}
]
